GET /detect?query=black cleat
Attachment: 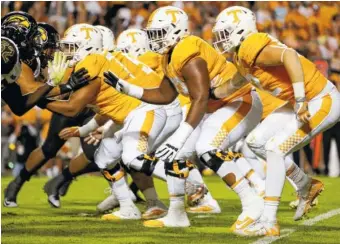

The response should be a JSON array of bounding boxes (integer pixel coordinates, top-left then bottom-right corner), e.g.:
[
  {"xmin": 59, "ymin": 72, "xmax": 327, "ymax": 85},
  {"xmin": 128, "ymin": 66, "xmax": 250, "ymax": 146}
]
[
  {"xmin": 3, "ymin": 181, "xmax": 21, "ymax": 208},
  {"xmin": 43, "ymin": 177, "xmax": 61, "ymax": 208},
  {"xmin": 58, "ymin": 180, "xmax": 72, "ymax": 197}
]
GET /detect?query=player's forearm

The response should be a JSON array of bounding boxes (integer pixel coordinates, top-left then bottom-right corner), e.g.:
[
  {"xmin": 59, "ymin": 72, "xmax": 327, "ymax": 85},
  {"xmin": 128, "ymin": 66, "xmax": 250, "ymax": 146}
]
[
  {"xmin": 46, "ymin": 86, "xmax": 62, "ymax": 97},
  {"xmin": 24, "ymin": 84, "xmax": 54, "ymax": 110},
  {"xmin": 282, "ymin": 49, "xmax": 305, "ymax": 100},
  {"xmin": 46, "ymin": 100, "xmax": 84, "ymax": 117},
  {"xmin": 185, "ymin": 97, "xmax": 208, "ymax": 128},
  {"xmin": 141, "ymin": 88, "xmax": 176, "ymax": 105}
]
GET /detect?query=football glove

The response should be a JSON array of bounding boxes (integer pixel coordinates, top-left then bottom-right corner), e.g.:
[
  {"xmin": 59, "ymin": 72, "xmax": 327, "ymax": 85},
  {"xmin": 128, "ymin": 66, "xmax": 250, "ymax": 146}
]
[
  {"xmin": 47, "ymin": 52, "xmax": 69, "ymax": 87},
  {"xmin": 59, "ymin": 68, "xmax": 91, "ymax": 94},
  {"xmin": 103, "ymin": 71, "xmax": 143, "ymax": 99}
]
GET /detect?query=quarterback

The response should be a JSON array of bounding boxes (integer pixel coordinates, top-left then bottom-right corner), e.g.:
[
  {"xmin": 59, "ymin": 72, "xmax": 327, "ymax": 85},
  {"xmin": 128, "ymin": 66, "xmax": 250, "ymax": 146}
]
[{"xmin": 213, "ymin": 6, "xmax": 340, "ymax": 236}]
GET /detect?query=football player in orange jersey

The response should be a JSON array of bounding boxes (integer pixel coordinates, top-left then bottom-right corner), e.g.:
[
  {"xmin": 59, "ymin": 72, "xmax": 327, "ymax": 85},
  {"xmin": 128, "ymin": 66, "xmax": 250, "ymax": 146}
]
[
  {"xmin": 213, "ymin": 6, "xmax": 340, "ymax": 236},
  {"xmin": 116, "ymin": 28, "xmax": 221, "ymax": 214},
  {"xmin": 104, "ymin": 6, "xmax": 266, "ymax": 228}
]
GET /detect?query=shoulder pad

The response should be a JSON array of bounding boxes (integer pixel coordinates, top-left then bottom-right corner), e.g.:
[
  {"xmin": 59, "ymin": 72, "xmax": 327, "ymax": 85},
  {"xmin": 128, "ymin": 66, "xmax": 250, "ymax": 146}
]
[
  {"xmin": 238, "ymin": 33, "xmax": 271, "ymax": 67},
  {"xmin": 75, "ymin": 54, "xmax": 107, "ymax": 79}
]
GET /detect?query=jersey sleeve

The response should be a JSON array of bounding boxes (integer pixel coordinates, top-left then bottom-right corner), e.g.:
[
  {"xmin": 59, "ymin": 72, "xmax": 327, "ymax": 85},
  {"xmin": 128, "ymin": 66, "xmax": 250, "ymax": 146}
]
[
  {"xmin": 75, "ymin": 54, "xmax": 107, "ymax": 80},
  {"xmin": 238, "ymin": 33, "xmax": 272, "ymax": 67},
  {"xmin": 138, "ymin": 51, "xmax": 164, "ymax": 79},
  {"xmin": 171, "ymin": 36, "xmax": 201, "ymax": 74}
]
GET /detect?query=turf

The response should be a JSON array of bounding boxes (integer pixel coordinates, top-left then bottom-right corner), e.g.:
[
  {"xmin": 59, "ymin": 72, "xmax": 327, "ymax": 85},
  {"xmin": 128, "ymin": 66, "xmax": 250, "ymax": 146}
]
[{"xmin": 2, "ymin": 175, "xmax": 340, "ymax": 244}]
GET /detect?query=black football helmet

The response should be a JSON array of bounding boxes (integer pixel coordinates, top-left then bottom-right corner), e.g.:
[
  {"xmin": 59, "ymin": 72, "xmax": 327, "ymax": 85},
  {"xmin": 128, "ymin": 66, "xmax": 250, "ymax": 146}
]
[
  {"xmin": 1, "ymin": 37, "xmax": 21, "ymax": 89},
  {"xmin": 37, "ymin": 22, "xmax": 60, "ymax": 69},
  {"xmin": 1, "ymin": 11, "xmax": 42, "ymax": 60}
]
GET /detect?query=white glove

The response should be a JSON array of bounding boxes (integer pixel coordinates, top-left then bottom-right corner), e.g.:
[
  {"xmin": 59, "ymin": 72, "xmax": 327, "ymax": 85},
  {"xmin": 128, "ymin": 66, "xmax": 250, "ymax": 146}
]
[
  {"xmin": 47, "ymin": 52, "xmax": 69, "ymax": 87},
  {"xmin": 155, "ymin": 122, "xmax": 194, "ymax": 162}
]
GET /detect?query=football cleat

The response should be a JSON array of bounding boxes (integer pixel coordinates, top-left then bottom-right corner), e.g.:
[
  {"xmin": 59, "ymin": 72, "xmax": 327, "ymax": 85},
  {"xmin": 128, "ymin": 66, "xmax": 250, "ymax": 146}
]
[
  {"xmin": 231, "ymin": 195, "xmax": 264, "ymax": 235},
  {"xmin": 241, "ymin": 219, "xmax": 280, "ymax": 237},
  {"xmin": 294, "ymin": 178, "xmax": 324, "ymax": 221},
  {"xmin": 97, "ymin": 195, "xmax": 119, "ymax": 213},
  {"xmin": 142, "ymin": 199, "xmax": 168, "ymax": 220},
  {"xmin": 186, "ymin": 182, "xmax": 207, "ymax": 206},
  {"xmin": 143, "ymin": 213, "xmax": 190, "ymax": 228},
  {"xmin": 43, "ymin": 177, "xmax": 61, "ymax": 208},
  {"xmin": 186, "ymin": 195, "xmax": 221, "ymax": 214},
  {"xmin": 289, "ymin": 196, "xmax": 319, "ymax": 209},
  {"xmin": 58, "ymin": 180, "xmax": 72, "ymax": 196},
  {"xmin": 101, "ymin": 205, "xmax": 141, "ymax": 220},
  {"xmin": 3, "ymin": 181, "xmax": 21, "ymax": 208}
]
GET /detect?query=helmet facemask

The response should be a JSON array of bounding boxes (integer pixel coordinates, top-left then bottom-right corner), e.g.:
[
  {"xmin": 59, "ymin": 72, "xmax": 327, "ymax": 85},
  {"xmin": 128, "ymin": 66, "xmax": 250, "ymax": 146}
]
[{"xmin": 146, "ymin": 25, "xmax": 173, "ymax": 54}]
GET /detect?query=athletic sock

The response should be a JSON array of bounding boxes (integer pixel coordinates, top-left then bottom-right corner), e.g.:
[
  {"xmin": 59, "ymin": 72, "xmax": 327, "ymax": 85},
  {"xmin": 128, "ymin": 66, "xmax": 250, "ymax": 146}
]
[
  {"xmin": 263, "ymin": 151, "xmax": 286, "ymax": 222},
  {"xmin": 112, "ymin": 177, "xmax": 135, "ymax": 207},
  {"xmin": 285, "ymin": 160, "xmax": 309, "ymax": 191},
  {"xmin": 236, "ymin": 157, "xmax": 265, "ymax": 193},
  {"xmin": 233, "ymin": 178, "xmax": 255, "ymax": 209}
]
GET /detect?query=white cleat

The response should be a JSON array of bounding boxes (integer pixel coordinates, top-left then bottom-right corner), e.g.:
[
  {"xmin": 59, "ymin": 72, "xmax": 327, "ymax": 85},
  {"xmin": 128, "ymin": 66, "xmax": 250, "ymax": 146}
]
[
  {"xmin": 3, "ymin": 199, "xmax": 18, "ymax": 208},
  {"xmin": 97, "ymin": 195, "xmax": 119, "ymax": 213},
  {"xmin": 142, "ymin": 200, "xmax": 168, "ymax": 220},
  {"xmin": 241, "ymin": 218, "xmax": 280, "ymax": 237},
  {"xmin": 143, "ymin": 211, "xmax": 190, "ymax": 228},
  {"xmin": 48, "ymin": 195, "xmax": 60, "ymax": 208},
  {"xmin": 294, "ymin": 178, "xmax": 324, "ymax": 221},
  {"xmin": 101, "ymin": 204, "xmax": 141, "ymax": 221},
  {"xmin": 231, "ymin": 195, "xmax": 264, "ymax": 235},
  {"xmin": 187, "ymin": 195, "xmax": 221, "ymax": 214}
]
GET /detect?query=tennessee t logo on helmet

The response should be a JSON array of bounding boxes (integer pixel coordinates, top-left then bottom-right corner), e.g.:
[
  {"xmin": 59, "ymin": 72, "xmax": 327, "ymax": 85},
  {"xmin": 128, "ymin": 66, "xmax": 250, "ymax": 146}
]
[
  {"xmin": 165, "ymin": 10, "xmax": 181, "ymax": 23},
  {"xmin": 227, "ymin": 9, "xmax": 242, "ymax": 24},
  {"xmin": 127, "ymin": 32, "xmax": 138, "ymax": 43},
  {"xmin": 80, "ymin": 27, "xmax": 94, "ymax": 40}
]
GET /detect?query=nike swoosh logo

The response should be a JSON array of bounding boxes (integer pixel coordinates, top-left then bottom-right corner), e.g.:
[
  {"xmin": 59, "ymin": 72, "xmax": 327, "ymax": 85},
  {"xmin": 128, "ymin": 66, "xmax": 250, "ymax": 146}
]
[{"xmin": 235, "ymin": 218, "xmax": 254, "ymax": 229}]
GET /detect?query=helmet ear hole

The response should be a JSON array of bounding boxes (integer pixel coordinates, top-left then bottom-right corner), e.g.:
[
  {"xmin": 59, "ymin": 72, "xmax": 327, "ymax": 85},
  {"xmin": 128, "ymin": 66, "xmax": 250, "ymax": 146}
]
[{"xmin": 237, "ymin": 30, "xmax": 244, "ymax": 35}]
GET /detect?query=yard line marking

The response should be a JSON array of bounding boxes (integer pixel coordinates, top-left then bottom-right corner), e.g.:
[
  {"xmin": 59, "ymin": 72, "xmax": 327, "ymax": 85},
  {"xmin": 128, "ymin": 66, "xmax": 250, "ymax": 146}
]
[
  {"xmin": 302, "ymin": 208, "xmax": 340, "ymax": 226},
  {"xmin": 250, "ymin": 208, "xmax": 340, "ymax": 244}
]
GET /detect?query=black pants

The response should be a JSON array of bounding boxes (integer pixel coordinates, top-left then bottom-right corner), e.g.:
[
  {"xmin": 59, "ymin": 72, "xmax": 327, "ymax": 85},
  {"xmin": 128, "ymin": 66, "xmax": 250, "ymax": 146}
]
[{"xmin": 323, "ymin": 122, "xmax": 340, "ymax": 175}]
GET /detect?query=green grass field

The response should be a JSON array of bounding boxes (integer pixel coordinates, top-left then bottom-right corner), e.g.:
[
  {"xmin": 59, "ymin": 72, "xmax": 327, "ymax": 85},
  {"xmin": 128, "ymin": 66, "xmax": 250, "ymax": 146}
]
[{"xmin": 2, "ymin": 175, "xmax": 340, "ymax": 244}]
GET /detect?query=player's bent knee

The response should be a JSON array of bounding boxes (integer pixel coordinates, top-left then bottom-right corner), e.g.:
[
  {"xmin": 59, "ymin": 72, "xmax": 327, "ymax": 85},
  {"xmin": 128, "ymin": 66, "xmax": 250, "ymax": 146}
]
[
  {"xmin": 101, "ymin": 163, "xmax": 124, "ymax": 182},
  {"xmin": 200, "ymin": 150, "xmax": 229, "ymax": 173},
  {"xmin": 245, "ymin": 132, "xmax": 266, "ymax": 157},
  {"xmin": 41, "ymin": 141, "xmax": 59, "ymax": 159},
  {"xmin": 165, "ymin": 160, "xmax": 189, "ymax": 179},
  {"xmin": 94, "ymin": 138, "xmax": 122, "ymax": 169},
  {"xmin": 264, "ymin": 139, "xmax": 284, "ymax": 156}
]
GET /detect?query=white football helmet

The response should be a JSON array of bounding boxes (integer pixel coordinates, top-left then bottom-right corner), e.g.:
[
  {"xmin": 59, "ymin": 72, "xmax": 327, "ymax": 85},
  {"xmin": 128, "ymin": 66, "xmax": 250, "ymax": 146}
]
[
  {"xmin": 116, "ymin": 29, "xmax": 148, "ymax": 57},
  {"xmin": 145, "ymin": 6, "xmax": 189, "ymax": 54},
  {"xmin": 213, "ymin": 6, "xmax": 257, "ymax": 53},
  {"xmin": 96, "ymin": 25, "xmax": 115, "ymax": 52},
  {"xmin": 60, "ymin": 24, "xmax": 103, "ymax": 66}
]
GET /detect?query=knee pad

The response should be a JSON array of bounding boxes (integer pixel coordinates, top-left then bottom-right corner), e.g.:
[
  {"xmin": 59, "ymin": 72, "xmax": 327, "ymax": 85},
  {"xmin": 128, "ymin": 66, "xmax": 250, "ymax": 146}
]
[
  {"xmin": 41, "ymin": 141, "xmax": 59, "ymax": 159},
  {"xmin": 200, "ymin": 150, "xmax": 238, "ymax": 172},
  {"xmin": 165, "ymin": 160, "xmax": 189, "ymax": 179},
  {"xmin": 101, "ymin": 163, "xmax": 125, "ymax": 182},
  {"xmin": 137, "ymin": 154, "xmax": 159, "ymax": 176}
]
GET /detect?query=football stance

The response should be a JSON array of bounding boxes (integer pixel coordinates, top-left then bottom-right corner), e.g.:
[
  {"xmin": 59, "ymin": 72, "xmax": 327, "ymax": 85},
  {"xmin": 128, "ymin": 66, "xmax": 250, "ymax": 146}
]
[{"xmin": 213, "ymin": 6, "xmax": 340, "ymax": 236}]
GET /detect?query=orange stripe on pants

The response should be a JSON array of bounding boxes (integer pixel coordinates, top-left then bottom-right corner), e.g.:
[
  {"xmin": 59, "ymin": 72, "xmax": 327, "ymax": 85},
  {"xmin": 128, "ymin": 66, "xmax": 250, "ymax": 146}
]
[
  {"xmin": 211, "ymin": 94, "xmax": 253, "ymax": 148},
  {"xmin": 137, "ymin": 110, "xmax": 155, "ymax": 152},
  {"xmin": 279, "ymin": 95, "xmax": 332, "ymax": 154}
]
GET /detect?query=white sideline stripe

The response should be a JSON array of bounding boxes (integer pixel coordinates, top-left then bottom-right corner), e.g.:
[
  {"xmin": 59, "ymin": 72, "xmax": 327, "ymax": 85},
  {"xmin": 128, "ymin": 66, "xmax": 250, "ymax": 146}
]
[{"xmin": 250, "ymin": 208, "xmax": 340, "ymax": 244}]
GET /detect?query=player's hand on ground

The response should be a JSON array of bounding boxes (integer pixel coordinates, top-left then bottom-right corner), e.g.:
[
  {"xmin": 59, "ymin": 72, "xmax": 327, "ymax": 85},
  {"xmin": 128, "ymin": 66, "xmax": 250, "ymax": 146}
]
[
  {"xmin": 59, "ymin": 68, "xmax": 91, "ymax": 94},
  {"xmin": 47, "ymin": 52, "xmax": 70, "ymax": 87},
  {"xmin": 84, "ymin": 127, "xmax": 104, "ymax": 146},
  {"xmin": 295, "ymin": 100, "xmax": 311, "ymax": 123},
  {"xmin": 59, "ymin": 126, "xmax": 80, "ymax": 140}
]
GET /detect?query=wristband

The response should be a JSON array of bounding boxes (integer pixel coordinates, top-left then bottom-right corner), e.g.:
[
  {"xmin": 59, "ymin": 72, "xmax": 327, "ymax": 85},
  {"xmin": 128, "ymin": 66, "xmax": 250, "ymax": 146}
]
[
  {"xmin": 292, "ymin": 82, "xmax": 306, "ymax": 100},
  {"xmin": 78, "ymin": 118, "xmax": 100, "ymax": 137}
]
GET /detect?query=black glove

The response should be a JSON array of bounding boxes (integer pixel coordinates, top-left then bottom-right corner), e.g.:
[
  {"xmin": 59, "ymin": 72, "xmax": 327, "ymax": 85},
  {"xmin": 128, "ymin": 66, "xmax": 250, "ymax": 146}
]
[
  {"xmin": 103, "ymin": 71, "xmax": 119, "ymax": 89},
  {"xmin": 59, "ymin": 68, "xmax": 91, "ymax": 94}
]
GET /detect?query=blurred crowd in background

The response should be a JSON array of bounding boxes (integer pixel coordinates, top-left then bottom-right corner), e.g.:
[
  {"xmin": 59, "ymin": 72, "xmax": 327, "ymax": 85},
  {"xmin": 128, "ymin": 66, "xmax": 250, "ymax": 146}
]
[{"xmin": 1, "ymin": 1, "xmax": 340, "ymax": 177}]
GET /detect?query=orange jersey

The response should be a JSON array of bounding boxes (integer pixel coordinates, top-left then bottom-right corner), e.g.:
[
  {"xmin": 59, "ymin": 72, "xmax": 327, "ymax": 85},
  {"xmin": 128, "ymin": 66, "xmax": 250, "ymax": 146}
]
[
  {"xmin": 234, "ymin": 32, "xmax": 327, "ymax": 104},
  {"xmin": 163, "ymin": 35, "xmax": 252, "ymax": 107},
  {"xmin": 74, "ymin": 52, "xmax": 162, "ymax": 124},
  {"xmin": 137, "ymin": 51, "xmax": 164, "ymax": 80}
]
